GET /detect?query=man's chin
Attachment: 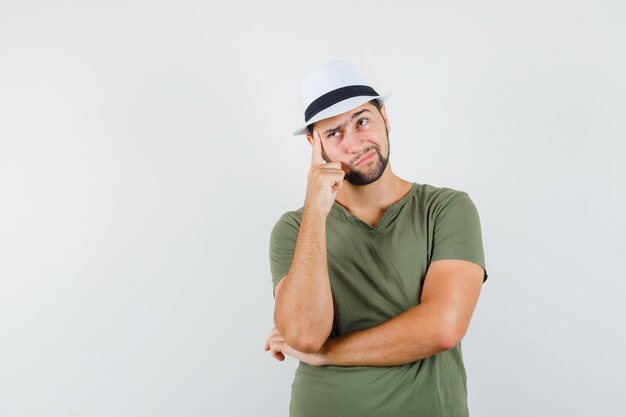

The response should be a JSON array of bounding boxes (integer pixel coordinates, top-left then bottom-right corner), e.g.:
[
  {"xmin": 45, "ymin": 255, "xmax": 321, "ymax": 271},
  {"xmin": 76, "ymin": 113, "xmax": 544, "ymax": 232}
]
[
  {"xmin": 345, "ymin": 169, "xmax": 383, "ymax": 186},
  {"xmin": 345, "ymin": 154, "xmax": 388, "ymax": 185}
]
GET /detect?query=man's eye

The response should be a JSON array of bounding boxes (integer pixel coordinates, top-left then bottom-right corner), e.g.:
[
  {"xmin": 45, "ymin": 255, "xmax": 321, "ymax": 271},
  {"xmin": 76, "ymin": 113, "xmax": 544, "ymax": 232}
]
[
  {"xmin": 357, "ymin": 118, "xmax": 368, "ymax": 126},
  {"xmin": 328, "ymin": 131, "xmax": 339, "ymax": 139}
]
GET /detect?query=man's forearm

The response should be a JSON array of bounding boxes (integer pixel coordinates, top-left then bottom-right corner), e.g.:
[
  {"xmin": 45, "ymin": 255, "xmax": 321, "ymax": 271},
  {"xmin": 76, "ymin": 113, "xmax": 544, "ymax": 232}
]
[
  {"xmin": 319, "ymin": 302, "xmax": 458, "ymax": 367},
  {"xmin": 274, "ymin": 208, "xmax": 334, "ymax": 353}
]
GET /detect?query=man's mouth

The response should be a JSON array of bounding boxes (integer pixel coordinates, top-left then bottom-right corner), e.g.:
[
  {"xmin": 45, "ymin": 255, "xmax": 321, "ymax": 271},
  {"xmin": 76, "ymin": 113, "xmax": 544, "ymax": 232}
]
[{"xmin": 355, "ymin": 150, "xmax": 375, "ymax": 166}]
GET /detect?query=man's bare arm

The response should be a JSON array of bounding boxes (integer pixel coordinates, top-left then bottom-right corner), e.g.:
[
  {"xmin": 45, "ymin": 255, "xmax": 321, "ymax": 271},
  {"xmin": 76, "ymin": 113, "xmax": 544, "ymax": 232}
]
[
  {"xmin": 274, "ymin": 209, "xmax": 334, "ymax": 353},
  {"xmin": 315, "ymin": 259, "xmax": 484, "ymax": 366},
  {"xmin": 273, "ymin": 130, "xmax": 344, "ymax": 354}
]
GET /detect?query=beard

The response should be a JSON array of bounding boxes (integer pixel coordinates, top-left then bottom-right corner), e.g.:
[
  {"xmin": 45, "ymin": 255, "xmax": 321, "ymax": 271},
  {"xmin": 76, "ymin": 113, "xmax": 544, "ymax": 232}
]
[
  {"xmin": 344, "ymin": 144, "xmax": 389, "ymax": 186},
  {"xmin": 338, "ymin": 128, "xmax": 390, "ymax": 186}
]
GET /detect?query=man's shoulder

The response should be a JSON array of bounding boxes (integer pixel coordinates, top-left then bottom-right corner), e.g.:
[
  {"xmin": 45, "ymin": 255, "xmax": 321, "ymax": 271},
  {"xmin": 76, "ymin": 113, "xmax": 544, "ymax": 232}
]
[
  {"xmin": 412, "ymin": 182, "xmax": 482, "ymax": 227},
  {"xmin": 272, "ymin": 206, "xmax": 305, "ymax": 229},
  {"xmin": 414, "ymin": 182, "xmax": 469, "ymax": 204}
]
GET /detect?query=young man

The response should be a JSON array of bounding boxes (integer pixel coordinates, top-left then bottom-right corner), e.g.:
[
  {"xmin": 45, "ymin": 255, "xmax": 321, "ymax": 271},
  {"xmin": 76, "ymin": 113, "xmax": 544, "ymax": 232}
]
[{"xmin": 265, "ymin": 60, "xmax": 488, "ymax": 417}]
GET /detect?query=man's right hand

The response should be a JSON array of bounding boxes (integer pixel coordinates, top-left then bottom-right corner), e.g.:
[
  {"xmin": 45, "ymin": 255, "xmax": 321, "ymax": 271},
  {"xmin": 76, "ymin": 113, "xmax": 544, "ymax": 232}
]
[{"xmin": 304, "ymin": 130, "xmax": 345, "ymax": 216}]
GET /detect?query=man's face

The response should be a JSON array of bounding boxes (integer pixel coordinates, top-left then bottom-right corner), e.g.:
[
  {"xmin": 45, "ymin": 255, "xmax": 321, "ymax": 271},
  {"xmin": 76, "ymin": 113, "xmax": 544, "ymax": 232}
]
[{"xmin": 307, "ymin": 102, "xmax": 391, "ymax": 186}]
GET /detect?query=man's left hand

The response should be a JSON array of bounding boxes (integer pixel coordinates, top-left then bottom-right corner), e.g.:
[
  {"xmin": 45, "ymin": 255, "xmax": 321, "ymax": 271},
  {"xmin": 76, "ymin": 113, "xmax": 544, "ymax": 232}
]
[{"xmin": 264, "ymin": 327, "xmax": 326, "ymax": 367}]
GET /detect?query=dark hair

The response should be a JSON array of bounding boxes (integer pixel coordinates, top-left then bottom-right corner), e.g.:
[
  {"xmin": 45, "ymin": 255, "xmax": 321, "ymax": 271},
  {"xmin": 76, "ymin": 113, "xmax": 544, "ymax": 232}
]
[{"xmin": 306, "ymin": 99, "xmax": 382, "ymax": 136}]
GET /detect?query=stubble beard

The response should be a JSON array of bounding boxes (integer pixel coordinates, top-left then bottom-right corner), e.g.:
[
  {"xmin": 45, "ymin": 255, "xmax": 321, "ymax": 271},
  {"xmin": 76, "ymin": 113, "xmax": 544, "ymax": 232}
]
[
  {"xmin": 320, "ymin": 128, "xmax": 391, "ymax": 186},
  {"xmin": 344, "ymin": 129, "xmax": 390, "ymax": 186}
]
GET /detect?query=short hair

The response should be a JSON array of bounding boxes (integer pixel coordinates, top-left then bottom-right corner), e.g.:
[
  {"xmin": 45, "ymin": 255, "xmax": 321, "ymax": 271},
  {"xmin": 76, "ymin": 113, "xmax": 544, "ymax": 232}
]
[{"xmin": 306, "ymin": 99, "xmax": 382, "ymax": 136}]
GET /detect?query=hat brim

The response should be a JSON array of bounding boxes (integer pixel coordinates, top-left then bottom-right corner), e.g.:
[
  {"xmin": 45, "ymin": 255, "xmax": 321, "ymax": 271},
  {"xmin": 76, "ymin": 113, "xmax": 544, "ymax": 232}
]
[{"xmin": 292, "ymin": 92, "xmax": 392, "ymax": 136}]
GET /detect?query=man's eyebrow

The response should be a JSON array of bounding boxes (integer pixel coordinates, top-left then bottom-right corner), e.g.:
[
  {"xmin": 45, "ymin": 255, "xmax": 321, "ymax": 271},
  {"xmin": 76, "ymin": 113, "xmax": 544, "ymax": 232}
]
[{"xmin": 323, "ymin": 109, "xmax": 371, "ymax": 135}]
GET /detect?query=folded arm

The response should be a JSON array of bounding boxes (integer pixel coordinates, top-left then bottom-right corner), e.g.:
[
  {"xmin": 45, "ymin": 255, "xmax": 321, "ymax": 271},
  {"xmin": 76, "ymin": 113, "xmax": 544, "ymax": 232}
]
[
  {"xmin": 317, "ymin": 259, "xmax": 484, "ymax": 367},
  {"xmin": 273, "ymin": 209, "xmax": 334, "ymax": 354}
]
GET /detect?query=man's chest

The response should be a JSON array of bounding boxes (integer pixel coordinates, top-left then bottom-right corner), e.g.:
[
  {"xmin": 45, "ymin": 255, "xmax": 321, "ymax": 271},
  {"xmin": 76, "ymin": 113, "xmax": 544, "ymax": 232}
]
[{"xmin": 324, "ymin": 221, "xmax": 432, "ymax": 334}]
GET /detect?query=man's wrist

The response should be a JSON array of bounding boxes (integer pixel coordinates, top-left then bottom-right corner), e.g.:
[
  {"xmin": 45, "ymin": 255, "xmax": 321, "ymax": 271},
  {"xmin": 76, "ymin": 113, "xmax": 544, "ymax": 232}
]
[{"xmin": 302, "ymin": 206, "xmax": 328, "ymax": 223}]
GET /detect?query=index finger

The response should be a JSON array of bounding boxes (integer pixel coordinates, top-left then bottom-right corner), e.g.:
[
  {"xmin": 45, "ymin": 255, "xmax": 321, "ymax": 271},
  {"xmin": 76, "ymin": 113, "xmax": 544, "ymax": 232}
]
[{"xmin": 310, "ymin": 129, "xmax": 323, "ymax": 166}]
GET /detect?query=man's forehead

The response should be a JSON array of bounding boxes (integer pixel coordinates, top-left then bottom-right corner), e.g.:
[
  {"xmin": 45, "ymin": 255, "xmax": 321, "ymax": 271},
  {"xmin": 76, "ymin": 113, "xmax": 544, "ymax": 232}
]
[{"xmin": 316, "ymin": 103, "xmax": 373, "ymax": 127}]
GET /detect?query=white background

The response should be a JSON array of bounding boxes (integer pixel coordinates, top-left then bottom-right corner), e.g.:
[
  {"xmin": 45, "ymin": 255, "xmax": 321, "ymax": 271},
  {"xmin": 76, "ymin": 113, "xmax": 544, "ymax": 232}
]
[{"xmin": 1, "ymin": 1, "xmax": 625, "ymax": 416}]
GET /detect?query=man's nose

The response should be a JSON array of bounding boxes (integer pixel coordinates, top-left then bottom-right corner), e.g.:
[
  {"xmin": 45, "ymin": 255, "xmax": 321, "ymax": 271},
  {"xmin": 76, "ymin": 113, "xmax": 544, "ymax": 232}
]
[{"xmin": 343, "ymin": 128, "xmax": 365, "ymax": 154}]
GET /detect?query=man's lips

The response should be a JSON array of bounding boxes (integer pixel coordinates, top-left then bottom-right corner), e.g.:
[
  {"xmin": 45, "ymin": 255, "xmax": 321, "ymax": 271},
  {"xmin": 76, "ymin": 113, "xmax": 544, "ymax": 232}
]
[{"xmin": 355, "ymin": 150, "xmax": 375, "ymax": 166}]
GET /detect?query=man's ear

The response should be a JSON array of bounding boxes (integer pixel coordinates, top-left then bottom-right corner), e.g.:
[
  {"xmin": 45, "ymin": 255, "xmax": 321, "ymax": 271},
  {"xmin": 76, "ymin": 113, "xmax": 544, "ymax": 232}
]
[{"xmin": 379, "ymin": 103, "xmax": 391, "ymax": 134}]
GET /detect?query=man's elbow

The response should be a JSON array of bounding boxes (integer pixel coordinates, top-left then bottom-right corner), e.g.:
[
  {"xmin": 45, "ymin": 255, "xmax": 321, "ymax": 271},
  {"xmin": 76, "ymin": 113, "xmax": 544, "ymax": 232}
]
[
  {"xmin": 290, "ymin": 336, "xmax": 325, "ymax": 354},
  {"xmin": 435, "ymin": 320, "xmax": 469, "ymax": 351},
  {"xmin": 279, "ymin": 328, "xmax": 326, "ymax": 353},
  {"xmin": 436, "ymin": 332, "xmax": 463, "ymax": 351},
  {"xmin": 274, "ymin": 318, "xmax": 329, "ymax": 353}
]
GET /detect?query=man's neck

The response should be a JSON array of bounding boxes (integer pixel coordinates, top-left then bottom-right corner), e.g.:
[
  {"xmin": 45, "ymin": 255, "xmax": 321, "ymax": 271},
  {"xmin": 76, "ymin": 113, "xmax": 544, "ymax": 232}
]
[{"xmin": 335, "ymin": 165, "xmax": 412, "ymax": 213}]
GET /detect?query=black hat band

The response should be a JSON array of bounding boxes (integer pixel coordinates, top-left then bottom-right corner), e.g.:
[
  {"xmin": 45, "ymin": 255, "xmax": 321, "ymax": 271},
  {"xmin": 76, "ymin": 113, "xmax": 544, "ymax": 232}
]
[{"xmin": 304, "ymin": 85, "xmax": 379, "ymax": 123}]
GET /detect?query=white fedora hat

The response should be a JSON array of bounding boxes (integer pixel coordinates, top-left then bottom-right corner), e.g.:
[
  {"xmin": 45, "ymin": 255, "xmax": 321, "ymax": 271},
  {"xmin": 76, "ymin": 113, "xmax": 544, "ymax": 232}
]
[{"xmin": 293, "ymin": 60, "xmax": 391, "ymax": 136}]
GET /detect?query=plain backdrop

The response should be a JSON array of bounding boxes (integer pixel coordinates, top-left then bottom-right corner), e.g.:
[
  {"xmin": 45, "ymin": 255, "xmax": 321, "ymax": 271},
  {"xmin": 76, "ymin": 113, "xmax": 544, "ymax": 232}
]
[{"xmin": 1, "ymin": 1, "xmax": 625, "ymax": 416}]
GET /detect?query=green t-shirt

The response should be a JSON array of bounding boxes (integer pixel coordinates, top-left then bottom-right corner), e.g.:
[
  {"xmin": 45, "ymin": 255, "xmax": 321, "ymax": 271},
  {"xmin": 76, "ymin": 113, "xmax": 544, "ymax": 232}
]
[{"xmin": 268, "ymin": 182, "xmax": 488, "ymax": 417}]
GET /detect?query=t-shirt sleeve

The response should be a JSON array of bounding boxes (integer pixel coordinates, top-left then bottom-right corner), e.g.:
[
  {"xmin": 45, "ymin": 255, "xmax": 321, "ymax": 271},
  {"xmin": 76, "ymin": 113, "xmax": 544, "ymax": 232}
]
[
  {"xmin": 430, "ymin": 191, "xmax": 488, "ymax": 282},
  {"xmin": 268, "ymin": 212, "xmax": 300, "ymax": 297}
]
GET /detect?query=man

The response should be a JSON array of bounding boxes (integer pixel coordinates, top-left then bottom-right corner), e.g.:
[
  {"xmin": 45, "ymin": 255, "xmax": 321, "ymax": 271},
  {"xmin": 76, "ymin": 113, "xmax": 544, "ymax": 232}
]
[{"xmin": 264, "ymin": 60, "xmax": 488, "ymax": 417}]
